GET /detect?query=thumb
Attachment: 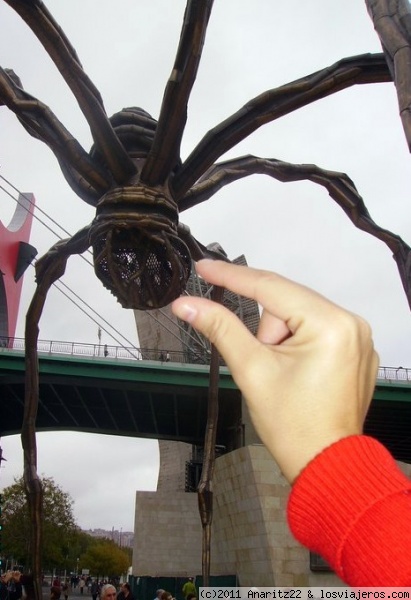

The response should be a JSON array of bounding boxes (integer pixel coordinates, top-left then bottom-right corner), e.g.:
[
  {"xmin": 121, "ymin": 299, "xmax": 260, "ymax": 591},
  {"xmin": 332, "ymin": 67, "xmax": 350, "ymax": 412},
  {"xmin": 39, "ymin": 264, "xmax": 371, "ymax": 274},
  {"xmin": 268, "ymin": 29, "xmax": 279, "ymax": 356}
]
[{"xmin": 171, "ymin": 295, "xmax": 259, "ymax": 373}]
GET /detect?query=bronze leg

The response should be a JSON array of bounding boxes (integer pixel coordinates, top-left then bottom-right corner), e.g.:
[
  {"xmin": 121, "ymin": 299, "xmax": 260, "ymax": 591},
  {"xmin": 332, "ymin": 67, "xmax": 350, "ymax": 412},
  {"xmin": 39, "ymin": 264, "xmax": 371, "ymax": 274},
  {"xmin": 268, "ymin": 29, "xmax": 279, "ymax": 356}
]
[{"xmin": 197, "ymin": 285, "xmax": 224, "ymax": 586}]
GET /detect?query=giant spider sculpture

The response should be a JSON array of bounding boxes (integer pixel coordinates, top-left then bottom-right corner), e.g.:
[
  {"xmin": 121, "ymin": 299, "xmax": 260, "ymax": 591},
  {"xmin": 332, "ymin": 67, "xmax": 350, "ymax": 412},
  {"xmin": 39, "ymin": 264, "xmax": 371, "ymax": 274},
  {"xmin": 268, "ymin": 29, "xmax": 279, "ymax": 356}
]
[{"xmin": 2, "ymin": 0, "xmax": 411, "ymax": 595}]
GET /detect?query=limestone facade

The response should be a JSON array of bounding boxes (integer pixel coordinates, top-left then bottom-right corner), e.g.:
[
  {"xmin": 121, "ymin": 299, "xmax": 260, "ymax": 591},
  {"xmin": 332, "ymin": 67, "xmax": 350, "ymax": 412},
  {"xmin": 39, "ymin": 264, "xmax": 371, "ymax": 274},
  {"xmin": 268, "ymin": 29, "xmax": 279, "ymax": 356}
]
[
  {"xmin": 133, "ymin": 489, "xmax": 201, "ymax": 577},
  {"xmin": 157, "ymin": 440, "xmax": 191, "ymax": 492},
  {"xmin": 133, "ymin": 443, "xmax": 411, "ymax": 584}
]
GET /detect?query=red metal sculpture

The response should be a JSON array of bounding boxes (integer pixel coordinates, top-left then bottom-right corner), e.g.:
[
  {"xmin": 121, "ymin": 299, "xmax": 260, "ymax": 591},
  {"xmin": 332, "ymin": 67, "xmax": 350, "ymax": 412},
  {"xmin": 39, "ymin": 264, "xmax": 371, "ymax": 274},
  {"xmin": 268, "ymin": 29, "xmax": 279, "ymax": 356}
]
[
  {"xmin": 2, "ymin": 0, "xmax": 411, "ymax": 595},
  {"xmin": 0, "ymin": 192, "xmax": 37, "ymax": 342}
]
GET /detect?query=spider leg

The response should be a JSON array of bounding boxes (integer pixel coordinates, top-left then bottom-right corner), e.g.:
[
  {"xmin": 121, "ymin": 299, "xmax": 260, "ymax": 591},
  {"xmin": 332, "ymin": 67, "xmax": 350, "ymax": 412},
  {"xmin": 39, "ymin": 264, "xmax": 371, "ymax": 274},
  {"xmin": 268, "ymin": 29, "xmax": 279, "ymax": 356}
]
[
  {"xmin": 22, "ymin": 225, "xmax": 92, "ymax": 600},
  {"xmin": 0, "ymin": 68, "xmax": 109, "ymax": 205},
  {"xmin": 4, "ymin": 0, "xmax": 136, "ymax": 183},
  {"xmin": 177, "ymin": 223, "xmax": 231, "ymax": 262},
  {"xmin": 180, "ymin": 154, "xmax": 411, "ymax": 310},
  {"xmin": 196, "ymin": 284, "xmax": 224, "ymax": 587},
  {"xmin": 173, "ymin": 53, "xmax": 391, "ymax": 199},
  {"xmin": 176, "ymin": 225, "xmax": 228, "ymax": 583},
  {"xmin": 140, "ymin": 0, "xmax": 214, "ymax": 186},
  {"xmin": 365, "ymin": 0, "xmax": 411, "ymax": 150}
]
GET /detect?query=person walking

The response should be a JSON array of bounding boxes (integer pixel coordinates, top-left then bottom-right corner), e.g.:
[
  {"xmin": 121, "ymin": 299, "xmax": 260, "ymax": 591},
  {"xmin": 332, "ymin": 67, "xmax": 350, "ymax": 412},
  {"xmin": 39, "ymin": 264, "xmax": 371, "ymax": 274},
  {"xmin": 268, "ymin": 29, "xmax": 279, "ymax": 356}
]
[
  {"xmin": 182, "ymin": 579, "xmax": 196, "ymax": 600},
  {"xmin": 90, "ymin": 580, "xmax": 99, "ymax": 600},
  {"xmin": 117, "ymin": 583, "xmax": 134, "ymax": 600},
  {"xmin": 61, "ymin": 581, "xmax": 69, "ymax": 600}
]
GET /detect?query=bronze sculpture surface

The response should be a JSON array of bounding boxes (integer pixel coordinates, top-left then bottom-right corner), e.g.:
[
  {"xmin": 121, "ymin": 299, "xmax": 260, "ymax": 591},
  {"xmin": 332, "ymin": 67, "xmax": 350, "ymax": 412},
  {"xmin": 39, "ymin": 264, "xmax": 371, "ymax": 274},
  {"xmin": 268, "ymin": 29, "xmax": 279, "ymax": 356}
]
[{"xmin": 2, "ymin": 0, "xmax": 411, "ymax": 593}]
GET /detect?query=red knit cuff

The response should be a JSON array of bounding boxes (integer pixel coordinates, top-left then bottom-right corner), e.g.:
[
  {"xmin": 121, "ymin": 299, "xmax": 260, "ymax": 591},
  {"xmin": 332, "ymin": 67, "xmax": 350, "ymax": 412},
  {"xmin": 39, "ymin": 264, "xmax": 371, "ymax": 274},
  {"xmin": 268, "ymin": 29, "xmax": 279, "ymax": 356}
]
[{"xmin": 287, "ymin": 435, "xmax": 411, "ymax": 583}]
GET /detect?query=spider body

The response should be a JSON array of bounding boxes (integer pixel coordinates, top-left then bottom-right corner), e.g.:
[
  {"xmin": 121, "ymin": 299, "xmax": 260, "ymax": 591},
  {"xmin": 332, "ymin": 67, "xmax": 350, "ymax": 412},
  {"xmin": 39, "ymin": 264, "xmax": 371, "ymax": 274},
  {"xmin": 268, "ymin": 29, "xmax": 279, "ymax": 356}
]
[
  {"xmin": 90, "ymin": 182, "xmax": 191, "ymax": 309},
  {"xmin": 79, "ymin": 106, "xmax": 193, "ymax": 309}
]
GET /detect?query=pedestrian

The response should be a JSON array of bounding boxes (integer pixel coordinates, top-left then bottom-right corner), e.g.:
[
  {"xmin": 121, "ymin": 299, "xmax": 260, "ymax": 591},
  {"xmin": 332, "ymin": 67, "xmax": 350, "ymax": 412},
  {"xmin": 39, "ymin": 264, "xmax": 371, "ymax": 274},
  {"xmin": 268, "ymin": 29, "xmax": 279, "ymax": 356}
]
[
  {"xmin": 182, "ymin": 579, "xmax": 196, "ymax": 600},
  {"xmin": 62, "ymin": 581, "xmax": 69, "ymax": 600},
  {"xmin": 0, "ymin": 571, "xmax": 11, "ymax": 600},
  {"xmin": 117, "ymin": 583, "xmax": 134, "ymax": 600},
  {"xmin": 100, "ymin": 585, "xmax": 117, "ymax": 600},
  {"xmin": 90, "ymin": 580, "xmax": 99, "ymax": 600},
  {"xmin": 7, "ymin": 573, "xmax": 22, "ymax": 600},
  {"xmin": 2, "ymin": 572, "xmax": 34, "ymax": 600},
  {"xmin": 50, "ymin": 587, "xmax": 61, "ymax": 600}
]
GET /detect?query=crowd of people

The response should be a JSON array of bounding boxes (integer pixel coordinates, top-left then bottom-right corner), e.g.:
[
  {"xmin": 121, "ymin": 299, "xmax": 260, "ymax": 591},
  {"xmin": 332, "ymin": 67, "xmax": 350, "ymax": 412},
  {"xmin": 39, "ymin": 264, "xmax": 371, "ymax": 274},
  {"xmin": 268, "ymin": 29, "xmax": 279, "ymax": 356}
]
[
  {"xmin": 0, "ymin": 573, "xmax": 136, "ymax": 600},
  {"xmin": 152, "ymin": 578, "xmax": 197, "ymax": 600},
  {"xmin": 0, "ymin": 573, "xmax": 198, "ymax": 600}
]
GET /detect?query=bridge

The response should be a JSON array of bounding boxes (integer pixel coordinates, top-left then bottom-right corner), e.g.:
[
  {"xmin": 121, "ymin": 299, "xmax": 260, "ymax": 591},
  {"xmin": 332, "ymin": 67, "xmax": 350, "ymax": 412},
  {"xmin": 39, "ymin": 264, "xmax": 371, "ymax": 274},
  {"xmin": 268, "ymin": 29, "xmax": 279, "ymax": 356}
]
[
  {"xmin": 0, "ymin": 338, "xmax": 411, "ymax": 462},
  {"xmin": 0, "ymin": 338, "xmax": 242, "ymax": 450}
]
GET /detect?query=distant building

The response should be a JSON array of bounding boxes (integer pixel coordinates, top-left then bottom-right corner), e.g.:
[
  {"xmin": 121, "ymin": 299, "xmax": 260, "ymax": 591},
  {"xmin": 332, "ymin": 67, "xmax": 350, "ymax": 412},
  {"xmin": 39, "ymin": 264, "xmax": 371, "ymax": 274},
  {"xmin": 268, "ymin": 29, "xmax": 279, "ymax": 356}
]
[{"xmin": 83, "ymin": 528, "xmax": 134, "ymax": 548}]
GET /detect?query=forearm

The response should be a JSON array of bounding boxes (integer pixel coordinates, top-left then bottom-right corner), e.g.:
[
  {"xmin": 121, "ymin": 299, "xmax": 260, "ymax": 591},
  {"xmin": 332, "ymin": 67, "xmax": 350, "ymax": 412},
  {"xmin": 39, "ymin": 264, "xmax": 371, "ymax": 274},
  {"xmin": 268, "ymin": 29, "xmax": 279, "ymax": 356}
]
[{"xmin": 287, "ymin": 435, "xmax": 411, "ymax": 586}]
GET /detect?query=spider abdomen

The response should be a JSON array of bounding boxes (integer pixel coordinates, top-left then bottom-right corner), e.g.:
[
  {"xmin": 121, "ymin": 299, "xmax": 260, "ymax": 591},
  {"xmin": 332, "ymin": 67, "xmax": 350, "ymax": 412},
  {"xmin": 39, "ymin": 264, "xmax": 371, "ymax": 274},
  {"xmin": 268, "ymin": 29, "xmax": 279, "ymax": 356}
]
[{"xmin": 90, "ymin": 185, "xmax": 191, "ymax": 310}]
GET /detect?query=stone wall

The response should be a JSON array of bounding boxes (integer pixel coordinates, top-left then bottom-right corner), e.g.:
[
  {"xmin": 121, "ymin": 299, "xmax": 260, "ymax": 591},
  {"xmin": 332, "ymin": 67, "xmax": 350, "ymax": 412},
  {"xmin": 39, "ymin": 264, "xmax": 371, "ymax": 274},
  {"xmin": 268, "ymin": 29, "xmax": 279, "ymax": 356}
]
[
  {"xmin": 157, "ymin": 440, "xmax": 191, "ymax": 492},
  {"xmin": 133, "ymin": 490, "xmax": 202, "ymax": 577},
  {"xmin": 134, "ymin": 443, "xmax": 411, "ymax": 583},
  {"xmin": 211, "ymin": 445, "xmax": 342, "ymax": 587},
  {"xmin": 133, "ymin": 444, "xmax": 343, "ymax": 584}
]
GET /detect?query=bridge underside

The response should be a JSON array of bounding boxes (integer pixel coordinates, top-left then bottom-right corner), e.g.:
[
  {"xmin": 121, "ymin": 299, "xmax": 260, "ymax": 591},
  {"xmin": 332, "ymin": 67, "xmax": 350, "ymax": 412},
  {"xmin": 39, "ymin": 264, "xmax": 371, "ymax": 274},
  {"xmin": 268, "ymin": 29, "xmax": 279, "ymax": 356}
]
[
  {"xmin": 0, "ymin": 352, "xmax": 242, "ymax": 451},
  {"xmin": 364, "ymin": 382, "xmax": 411, "ymax": 464},
  {"xmin": 1, "ymin": 352, "xmax": 411, "ymax": 463}
]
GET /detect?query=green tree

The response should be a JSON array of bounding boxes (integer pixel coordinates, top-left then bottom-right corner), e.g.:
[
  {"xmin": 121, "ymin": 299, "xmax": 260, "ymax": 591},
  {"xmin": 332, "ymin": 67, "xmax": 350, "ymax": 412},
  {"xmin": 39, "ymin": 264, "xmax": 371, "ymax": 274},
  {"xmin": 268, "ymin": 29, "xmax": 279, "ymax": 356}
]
[
  {"xmin": 1, "ymin": 476, "xmax": 77, "ymax": 571},
  {"xmin": 80, "ymin": 539, "xmax": 130, "ymax": 579}
]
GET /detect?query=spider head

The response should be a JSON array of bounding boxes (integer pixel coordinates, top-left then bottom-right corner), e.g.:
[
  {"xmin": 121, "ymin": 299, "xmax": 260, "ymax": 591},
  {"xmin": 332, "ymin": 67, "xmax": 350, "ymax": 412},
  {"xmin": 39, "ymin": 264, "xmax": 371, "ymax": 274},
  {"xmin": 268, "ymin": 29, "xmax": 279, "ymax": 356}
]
[{"xmin": 90, "ymin": 186, "xmax": 192, "ymax": 309}]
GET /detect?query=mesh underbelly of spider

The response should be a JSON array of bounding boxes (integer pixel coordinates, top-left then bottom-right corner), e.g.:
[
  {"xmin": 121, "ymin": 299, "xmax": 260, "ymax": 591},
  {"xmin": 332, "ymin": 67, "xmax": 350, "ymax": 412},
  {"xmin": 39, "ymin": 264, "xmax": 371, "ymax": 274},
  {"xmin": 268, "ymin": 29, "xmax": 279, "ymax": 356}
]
[{"xmin": 90, "ymin": 184, "xmax": 192, "ymax": 310}]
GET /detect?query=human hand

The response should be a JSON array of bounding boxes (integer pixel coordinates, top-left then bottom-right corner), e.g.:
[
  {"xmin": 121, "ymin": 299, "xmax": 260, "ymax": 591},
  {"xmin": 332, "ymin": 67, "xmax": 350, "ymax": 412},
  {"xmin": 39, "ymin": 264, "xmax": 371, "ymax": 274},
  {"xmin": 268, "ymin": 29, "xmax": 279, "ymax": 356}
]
[{"xmin": 172, "ymin": 260, "xmax": 379, "ymax": 483}]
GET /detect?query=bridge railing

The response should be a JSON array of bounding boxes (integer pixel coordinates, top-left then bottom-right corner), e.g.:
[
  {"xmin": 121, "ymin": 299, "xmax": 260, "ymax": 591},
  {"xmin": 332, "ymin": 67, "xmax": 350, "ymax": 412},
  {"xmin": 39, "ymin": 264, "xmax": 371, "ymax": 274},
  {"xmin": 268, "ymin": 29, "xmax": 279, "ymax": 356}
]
[
  {"xmin": 0, "ymin": 336, "xmax": 210, "ymax": 365},
  {"xmin": 0, "ymin": 336, "xmax": 409, "ymax": 379},
  {"xmin": 377, "ymin": 366, "xmax": 411, "ymax": 382}
]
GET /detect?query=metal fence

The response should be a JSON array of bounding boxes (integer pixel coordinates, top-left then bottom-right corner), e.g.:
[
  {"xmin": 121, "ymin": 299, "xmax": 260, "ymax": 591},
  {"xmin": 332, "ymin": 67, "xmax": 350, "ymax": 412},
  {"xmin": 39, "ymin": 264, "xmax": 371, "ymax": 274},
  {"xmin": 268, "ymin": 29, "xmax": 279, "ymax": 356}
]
[
  {"xmin": 0, "ymin": 336, "xmax": 209, "ymax": 364},
  {"xmin": 377, "ymin": 365, "xmax": 411, "ymax": 382},
  {"xmin": 0, "ymin": 336, "xmax": 410, "ymax": 379}
]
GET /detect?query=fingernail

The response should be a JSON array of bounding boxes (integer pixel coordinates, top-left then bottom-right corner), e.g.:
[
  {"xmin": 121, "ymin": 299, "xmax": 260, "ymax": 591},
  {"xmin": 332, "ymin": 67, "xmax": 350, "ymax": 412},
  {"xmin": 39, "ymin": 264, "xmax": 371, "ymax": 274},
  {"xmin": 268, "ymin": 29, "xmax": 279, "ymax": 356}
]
[{"xmin": 197, "ymin": 258, "xmax": 214, "ymax": 264}]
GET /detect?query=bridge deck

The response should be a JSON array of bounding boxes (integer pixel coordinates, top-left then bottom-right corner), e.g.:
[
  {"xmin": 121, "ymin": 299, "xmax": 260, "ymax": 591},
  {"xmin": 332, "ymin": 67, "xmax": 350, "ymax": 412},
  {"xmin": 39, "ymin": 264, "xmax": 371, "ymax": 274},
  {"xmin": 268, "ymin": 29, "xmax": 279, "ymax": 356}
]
[
  {"xmin": 1, "ymin": 346, "xmax": 411, "ymax": 462},
  {"xmin": 0, "ymin": 349, "xmax": 242, "ymax": 450}
]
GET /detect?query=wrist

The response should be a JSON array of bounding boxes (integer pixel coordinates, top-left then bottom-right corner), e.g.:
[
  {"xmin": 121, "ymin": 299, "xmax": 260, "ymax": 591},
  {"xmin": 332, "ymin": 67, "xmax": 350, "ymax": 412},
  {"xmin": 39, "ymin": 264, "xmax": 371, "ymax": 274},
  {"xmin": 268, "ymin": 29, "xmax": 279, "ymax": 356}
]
[{"xmin": 263, "ymin": 426, "xmax": 361, "ymax": 484}]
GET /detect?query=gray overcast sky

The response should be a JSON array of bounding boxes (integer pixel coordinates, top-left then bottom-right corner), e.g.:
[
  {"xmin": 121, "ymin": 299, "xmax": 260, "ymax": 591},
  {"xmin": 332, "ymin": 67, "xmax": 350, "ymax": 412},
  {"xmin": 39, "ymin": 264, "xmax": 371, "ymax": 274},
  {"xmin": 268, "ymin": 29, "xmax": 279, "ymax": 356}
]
[{"xmin": 1, "ymin": 0, "xmax": 411, "ymax": 531}]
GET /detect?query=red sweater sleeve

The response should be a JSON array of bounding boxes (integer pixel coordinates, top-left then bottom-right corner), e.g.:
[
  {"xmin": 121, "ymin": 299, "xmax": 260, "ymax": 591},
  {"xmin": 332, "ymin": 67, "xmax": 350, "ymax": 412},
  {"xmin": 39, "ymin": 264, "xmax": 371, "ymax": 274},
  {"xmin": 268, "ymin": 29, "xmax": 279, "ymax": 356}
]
[{"xmin": 287, "ymin": 435, "xmax": 411, "ymax": 586}]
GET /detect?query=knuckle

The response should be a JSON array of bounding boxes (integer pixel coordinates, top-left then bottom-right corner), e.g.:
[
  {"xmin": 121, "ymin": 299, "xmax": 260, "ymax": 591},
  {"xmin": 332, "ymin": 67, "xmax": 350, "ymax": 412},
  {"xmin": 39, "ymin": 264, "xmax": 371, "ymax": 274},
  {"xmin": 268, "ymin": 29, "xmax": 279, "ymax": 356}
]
[{"xmin": 321, "ymin": 309, "xmax": 374, "ymax": 353}]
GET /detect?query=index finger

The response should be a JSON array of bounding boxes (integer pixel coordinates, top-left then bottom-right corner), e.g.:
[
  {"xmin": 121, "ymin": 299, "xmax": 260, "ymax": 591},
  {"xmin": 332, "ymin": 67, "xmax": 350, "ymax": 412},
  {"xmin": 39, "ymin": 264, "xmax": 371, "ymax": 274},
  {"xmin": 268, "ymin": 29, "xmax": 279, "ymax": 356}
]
[{"xmin": 195, "ymin": 259, "xmax": 340, "ymax": 331}]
